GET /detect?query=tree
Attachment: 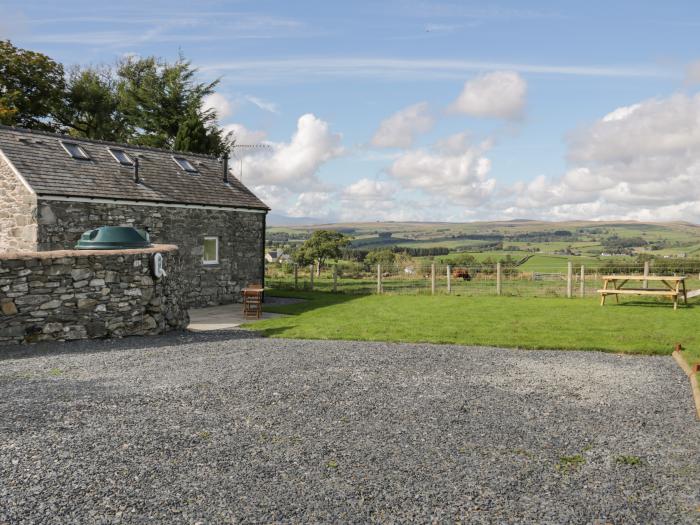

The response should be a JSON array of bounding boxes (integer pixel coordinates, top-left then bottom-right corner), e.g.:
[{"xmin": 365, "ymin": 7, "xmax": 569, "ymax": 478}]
[
  {"xmin": 116, "ymin": 53, "xmax": 229, "ymax": 154},
  {"xmin": 55, "ymin": 65, "xmax": 128, "ymax": 141},
  {"xmin": 174, "ymin": 110, "xmax": 232, "ymax": 156},
  {"xmin": 296, "ymin": 230, "xmax": 350, "ymax": 275},
  {"xmin": 365, "ymin": 249, "xmax": 396, "ymax": 267},
  {"xmin": 0, "ymin": 40, "xmax": 65, "ymax": 130}
]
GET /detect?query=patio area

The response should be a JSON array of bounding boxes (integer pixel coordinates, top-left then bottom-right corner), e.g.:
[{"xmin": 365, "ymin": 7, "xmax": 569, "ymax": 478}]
[{"xmin": 187, "ymin": 296, "xmax": 302, "ymax": 331}]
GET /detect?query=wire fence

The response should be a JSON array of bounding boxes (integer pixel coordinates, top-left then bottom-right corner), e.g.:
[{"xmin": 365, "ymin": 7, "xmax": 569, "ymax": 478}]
[{"xmin": 266, "ymin": 261, "xmax": 700, "ymax": 298}]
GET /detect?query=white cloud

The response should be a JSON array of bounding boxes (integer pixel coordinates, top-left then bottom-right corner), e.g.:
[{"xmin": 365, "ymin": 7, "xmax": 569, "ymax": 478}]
[
  {"xmin": 450, "ymin": 71, "xmax": 526, "ymax": 119},
  {"xmin": 685, "ymin": 60, "xmax": 700, "ymax": 85},
  {"xmin": 337, "ymin": 178, "xmax": 400, "ymax": 221},
  {"xmin": 371, "ymin": 102, "xmax": 434, "ymax": 148},
  {"xmin": 245, "ymin": 95, "xmax": 279, "ymax": 114},
  {"xmin": 287, "ymin": 192, "xmax": 334, "ymax": 218},
  {"xmin": 242, "ymin": 113, "xmax": 344, "ymax": 191},
  {"xmin": 203, "ymin": 93, "xmax": 235, "ymax": 120},
  {"xmin": 387, "ymin": 132, "xmax": 496, "ymax": 206},
  {"xmin": 201, "ymin": 58, "xmax": 668, "ymax": 85},
  {"xmin": 512, "ymin": 92, "xmax": 700, "ymax": 221},
  {"xmin": 223, "ymin": 123, "xmax": 268, "ymax": 148}
]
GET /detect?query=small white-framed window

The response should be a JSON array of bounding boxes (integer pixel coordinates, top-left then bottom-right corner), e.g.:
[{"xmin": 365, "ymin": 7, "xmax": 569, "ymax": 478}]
[
  {"xmin": 203, "ymin": 236, "xmax": 219, "ymax": 265},
  {"xmin": 61, "ymin": 141, "xmax": 91, "ymax": 160},
  {"xmin": 173, "ymin": 155, "xmax": 198, "ymax": 173},
  {"xmin": 108, "ymin": 147, "xmax": 134, "ymax": 166}
]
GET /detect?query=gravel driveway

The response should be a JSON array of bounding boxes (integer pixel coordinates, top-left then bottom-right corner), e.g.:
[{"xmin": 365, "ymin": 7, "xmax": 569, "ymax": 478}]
[{"xmin": 1, "ymin": 332, "xmax": 698, "ymax": 523}]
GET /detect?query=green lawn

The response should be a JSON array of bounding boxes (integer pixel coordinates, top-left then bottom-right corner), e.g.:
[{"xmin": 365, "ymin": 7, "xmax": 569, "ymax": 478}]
[{"xmin": 250, "ymin": 291, "xmax": 700, "ymax": 366}]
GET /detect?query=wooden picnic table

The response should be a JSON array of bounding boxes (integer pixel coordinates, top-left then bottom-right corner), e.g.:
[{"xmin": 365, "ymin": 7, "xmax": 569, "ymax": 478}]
[{"xmin": 598, "ymin": 275, "xmax": 688, "ymax": 310}]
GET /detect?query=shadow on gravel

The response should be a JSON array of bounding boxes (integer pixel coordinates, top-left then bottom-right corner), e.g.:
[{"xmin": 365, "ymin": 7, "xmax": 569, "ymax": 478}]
[{"xmin": 0, "ymin": 329, "xmax": 264, "ymax": 361}]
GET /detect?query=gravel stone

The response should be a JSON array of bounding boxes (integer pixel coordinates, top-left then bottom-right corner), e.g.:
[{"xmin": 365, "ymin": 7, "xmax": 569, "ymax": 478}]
[{"xmin": 0, "ymin": 332, "xmax": 698, "ymax": 523}]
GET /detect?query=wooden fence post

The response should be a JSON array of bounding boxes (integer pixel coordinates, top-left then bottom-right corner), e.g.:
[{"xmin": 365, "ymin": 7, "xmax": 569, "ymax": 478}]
[
  {"xmin": 643, "ymin": 261, "xmax": 649, "ymax": 289},
  {"xmin": 446, "ymin": 265, "xmax": 451, "ymax": 294},
  {"xmin": 431, "ymin": 263, "xmax": 436, "ymax": 295},
  {"xmin": 377, "ymin": 264, "xmax": 382, "ymax": 294},
  {"xmin": 333, "ymin": 264, "xmax": 338, "ymax": 293},
  {"xmin": 496, "ymin": 262, "xmax": 502, "ymax": 296},
  {"xmin": 294, "ymin": 264, "xmax": 298, "ymax": 289},
  {"xmin": 580, "ymin": 265, "xmax": 585, "ymax": 298},
  {"xmin": 567, "ymin": 261, "xmax": 573, "ymax": 298},
  {"xmin": 309, "ymin": 264, "xmax": 314, "ymax": 290}
]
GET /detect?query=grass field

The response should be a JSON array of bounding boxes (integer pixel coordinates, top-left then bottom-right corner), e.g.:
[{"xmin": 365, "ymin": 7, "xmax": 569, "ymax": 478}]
[
  {"xmin": 517, "ymin": 254, "xmax": 604, "ymax": 271},
  {"xmin": 250, "ymin": 291, "xmax": 700, "ymax": 370}
]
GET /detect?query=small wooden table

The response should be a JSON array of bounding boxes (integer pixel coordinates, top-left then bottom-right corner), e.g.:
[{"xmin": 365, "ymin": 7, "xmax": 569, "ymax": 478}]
[
  {"xmin": 598, "ymin": 275, "xmax": 688, "ymax": 310},
  {"xmin": 242, "ymin": 286, "xmax": 264, "ymax": 319}
]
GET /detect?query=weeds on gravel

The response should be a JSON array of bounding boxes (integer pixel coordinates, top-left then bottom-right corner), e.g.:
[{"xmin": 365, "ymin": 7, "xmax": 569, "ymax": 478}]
[
  {"xmin": 615, "ymin": 455, "xmax": 644, "ymax": 466},
  {"xmin": 48, "ymin": 368, "xmax": 62, "ymax": 377},
  {"xmin": 197, "ymin": 431, "xmax": 211, "ymax": 440},
  {"xmin": 326, "ymin": 459, "xmax": 339, "ymax": 469},
  {"xmin": 556, "ymin": 455, "xmax": 585, "ymax": 473}
]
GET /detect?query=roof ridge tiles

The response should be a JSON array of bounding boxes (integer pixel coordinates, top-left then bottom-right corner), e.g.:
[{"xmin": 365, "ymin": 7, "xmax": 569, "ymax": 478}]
[{"xmin": 0, "ymin": 124, "xmax": 221, "ymax": 160}]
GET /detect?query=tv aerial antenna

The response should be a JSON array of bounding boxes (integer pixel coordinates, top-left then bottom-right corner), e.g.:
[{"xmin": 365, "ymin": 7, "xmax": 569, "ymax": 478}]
[{"xmin": 230, "ymin": 144, "xmax": 271, "ymax": 182}]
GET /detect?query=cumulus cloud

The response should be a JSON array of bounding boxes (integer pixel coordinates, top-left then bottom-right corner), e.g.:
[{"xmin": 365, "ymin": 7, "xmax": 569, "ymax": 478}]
[
  {"xmin": 202, "ymin": 92, "xmax": 235, "ymax": 120},
  {"xmin": 387, "ymin": 132, "xmax": 496, "ymax": 206},
  {"xmin": 287, "ymin": 191, "xmax": 334, "ymax": 218},
  {"xmin": 222, "ymin": 123, "xmax": 268, "ymax": 149},
  {"xmin": 371, "ymin": 102, "xmax": 434, "ymax": 148},
  {"xmin": 242, "ymin": 113, "xmax": 343, "ymax": 190},
  {"xmin": 450, "ymin": 71, "xmax": 526, "ymax": 119},
  {"xmin": 511, "ymin": 93, "xmax": 700, "ymax": 221}
]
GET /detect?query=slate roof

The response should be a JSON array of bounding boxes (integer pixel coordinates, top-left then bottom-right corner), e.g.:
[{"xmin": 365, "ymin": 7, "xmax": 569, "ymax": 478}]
[{"xmin": 0, "ymin": 126, "xmax": 269, "ymax": 211}]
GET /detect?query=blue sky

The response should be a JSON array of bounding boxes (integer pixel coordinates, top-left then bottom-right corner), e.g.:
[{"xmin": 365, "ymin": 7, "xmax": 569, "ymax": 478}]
[{"xmin": 3, "ymin": 0, "xmax": 700, "ymax": 222}]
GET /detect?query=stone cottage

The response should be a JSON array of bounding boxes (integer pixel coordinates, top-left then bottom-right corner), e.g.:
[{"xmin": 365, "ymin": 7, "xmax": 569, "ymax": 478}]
[{"xmin": 0, "ymin": 125, "xmax": 269, "ymax": 307}]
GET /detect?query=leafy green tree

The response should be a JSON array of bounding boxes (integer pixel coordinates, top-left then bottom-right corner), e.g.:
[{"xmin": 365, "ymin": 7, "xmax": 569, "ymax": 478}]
[
  {"xmin": 297, "ymin": 230, "xmax": 350, "ymax": 275},
  {"xmin": 55, "ymin": 65, "xmax": 128, "ymax": 141},
  {"xmin": 0, "ymin": 40, "xmax": 65, "ymax": 130},
  {"xmin": 365, "ymin": 249, "xmax": 396, "ymax": 267}
]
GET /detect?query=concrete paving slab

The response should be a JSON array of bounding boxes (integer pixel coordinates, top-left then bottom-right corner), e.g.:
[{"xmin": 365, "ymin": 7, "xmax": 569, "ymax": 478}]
[{"xmin": 187, "ymin": 303, "xmax": 284, "ymax": 331}]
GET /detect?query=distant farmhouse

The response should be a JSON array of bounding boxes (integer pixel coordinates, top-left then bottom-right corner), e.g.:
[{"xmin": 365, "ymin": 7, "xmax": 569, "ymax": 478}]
[
  {"xmin": 265, "ymin": 250, "xmax": 291, "ymax": 263},
  {"xmin": 0, "ymin": 126, "xmax": 269, "ymax": 307}
]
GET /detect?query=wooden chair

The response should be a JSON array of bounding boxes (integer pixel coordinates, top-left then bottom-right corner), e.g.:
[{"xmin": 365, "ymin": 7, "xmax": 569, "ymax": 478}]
[{"xmin": 242, "ymin": 283, "xmax": 264, "ymax": 319}]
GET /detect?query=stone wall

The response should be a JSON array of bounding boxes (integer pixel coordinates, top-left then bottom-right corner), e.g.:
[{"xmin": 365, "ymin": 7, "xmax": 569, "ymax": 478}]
[
  {"xmin": 0, "ymin": 154, "xmax": 37, "ymax": 252},
  {"xmin": 36, "ymin": 200, "xmax": 266, "ymax": 307},
  {"xmin": 0, "ymin": 245, "xmax": 189, "ymax": 345}
]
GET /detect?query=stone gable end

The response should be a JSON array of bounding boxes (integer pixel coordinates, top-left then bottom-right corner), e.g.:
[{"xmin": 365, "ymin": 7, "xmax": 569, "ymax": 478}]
[{"xmin": 0, "ymin": 152, "xmax": 38, "ymax": 252}]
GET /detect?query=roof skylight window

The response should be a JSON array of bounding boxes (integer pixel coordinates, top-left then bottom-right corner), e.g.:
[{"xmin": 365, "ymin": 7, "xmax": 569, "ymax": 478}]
[
  {"xmin": 172, "ymin": 156, "xmax": 198, "ymax": 173},
  {"xmin": 61, "ymin": 141, "xmax": 90, "ymax": 160},
  {"xmin": 108, "ymin": 148, "xmax": 134, "ymax": 166}
]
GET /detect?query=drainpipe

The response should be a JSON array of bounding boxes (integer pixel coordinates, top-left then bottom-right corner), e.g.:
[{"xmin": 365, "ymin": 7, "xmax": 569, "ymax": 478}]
[{"xmin": 261, "ymin": 211, "xmax": 267, "ymax": 302}]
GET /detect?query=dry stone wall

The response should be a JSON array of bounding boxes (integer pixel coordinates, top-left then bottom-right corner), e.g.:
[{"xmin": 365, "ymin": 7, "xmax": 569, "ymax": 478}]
[
  {"xmin": 0, "ymin": 155, "xmax": 37, "ymax": 252},
  {"xmin": 0, "ymin": 245, "xmax": 189, "ymax": 345}
]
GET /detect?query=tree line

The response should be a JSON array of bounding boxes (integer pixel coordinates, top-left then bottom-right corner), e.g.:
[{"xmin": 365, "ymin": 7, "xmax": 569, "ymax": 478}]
[{"xmin": 0, "ymin": 40, "xmax": 230, "ymax": 155}]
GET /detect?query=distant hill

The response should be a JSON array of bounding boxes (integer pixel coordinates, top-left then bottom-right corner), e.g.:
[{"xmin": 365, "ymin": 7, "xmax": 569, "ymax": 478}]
[{"xmin": 266, "ymin": 219, "xmax": 700, "ymax": 259}]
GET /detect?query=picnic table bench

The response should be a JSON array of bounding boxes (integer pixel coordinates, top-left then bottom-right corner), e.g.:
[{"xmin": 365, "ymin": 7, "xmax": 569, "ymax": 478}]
[{"xmin": 598, "ymin": 275, "xmax": 688, "ymax": 310}]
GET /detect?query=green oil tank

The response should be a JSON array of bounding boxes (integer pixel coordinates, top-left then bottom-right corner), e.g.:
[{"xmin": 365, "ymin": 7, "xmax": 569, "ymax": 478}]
[{"xmin": 75, "ymin": 226, "xmax": 151, "ymax": 250}]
